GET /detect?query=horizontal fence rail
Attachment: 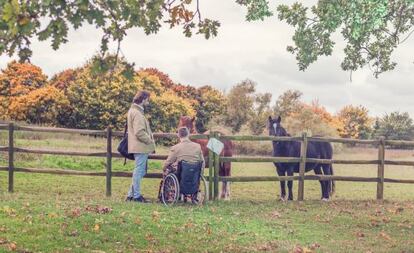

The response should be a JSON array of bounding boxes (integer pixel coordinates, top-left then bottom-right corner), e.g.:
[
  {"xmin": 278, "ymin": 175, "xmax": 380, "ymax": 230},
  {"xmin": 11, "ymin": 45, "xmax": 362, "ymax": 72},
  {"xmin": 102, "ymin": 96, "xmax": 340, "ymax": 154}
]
[
  {"xmin": 0, "ymin": 124, "xmax": 208, "ymax": 139},
  {"xmin": 219, "ymin": 175, "xmax": 414, "ymax": 184},
  {"xmin": 220, "ymin": 156, "xmax": 301, "ymax": 163},
  {"xmin": 0, "ymin": 167, "xmax": 214, "ymax": 180},
  {"xmin": 1, "ymin": 123, "xmax": 414, "ymax": 201},
  {"xmin": 8, "ymin": 147, "xmax": 168, "ymax": 160},
  {"xmin": 385, "ymin": 140, "xmax": 414, "ymax": 147},
  {"xmin": 219, "ymin": 135, "xmax": 302, "ymax": 142},
  {"xmin": 307, "ymin": 137, "xmax": 380, "ymax": 145}
]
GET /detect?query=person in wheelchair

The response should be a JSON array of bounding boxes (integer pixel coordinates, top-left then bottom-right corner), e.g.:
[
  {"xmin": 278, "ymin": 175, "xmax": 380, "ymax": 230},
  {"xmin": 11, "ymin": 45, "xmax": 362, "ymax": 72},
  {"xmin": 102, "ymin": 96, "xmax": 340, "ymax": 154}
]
[{"xmin": 158, "ymin": 127, "xmax": 205, "ymax": 201}]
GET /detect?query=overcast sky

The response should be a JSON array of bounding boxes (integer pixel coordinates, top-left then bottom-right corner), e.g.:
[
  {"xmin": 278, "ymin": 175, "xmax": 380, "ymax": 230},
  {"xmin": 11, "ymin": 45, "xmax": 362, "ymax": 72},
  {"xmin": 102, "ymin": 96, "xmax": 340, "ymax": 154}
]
[{"xmin": 1, "ymin": 0, "xmax": 413, "ymax": 117}]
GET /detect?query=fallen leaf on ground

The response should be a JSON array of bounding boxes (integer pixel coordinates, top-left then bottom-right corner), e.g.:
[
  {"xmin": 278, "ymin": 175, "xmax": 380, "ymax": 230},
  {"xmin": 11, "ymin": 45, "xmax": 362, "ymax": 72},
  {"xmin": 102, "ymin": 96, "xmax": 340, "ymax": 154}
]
[
  {"xmin": 309, "ymin": 243, "xmax": 320, "ymax": 250},
  {"xmin": 152, "ymin": 211, "xmax": 160, "ymax": 222},
  {"xmin": 85, "ymin": 205, "xmax": 112, "ymax": 214},
  {"xmin": 292, "ymin": 245, "xmax": 303, "ymax": 253},
  {"xmin": 356, "ymin": 232, "xmax": 365, "ymax": 238},
  {"xmin": 68, "ymin": 230, "xmax": 79, "ymax": 237},
  {"xmin": 47, "ymin": 212, "xmax": 58, "ymax": 218},
  {"xmin": 69, "ymin": 208, "xmax": 81, "ymax": 218},
  {"xmin": 292, "ymin": 245, "xmax": 315, "ymax": 253},
  {"xmin": 379, "ymin": 231, "xmax": 392, "ymax": 241},
  {"xmin": 270, "ymin": 211, "xmax": 281, "ymax": 219},
  {"xmin": 8, "ymin": 242, "xmax": 17, "ymax": 251}
]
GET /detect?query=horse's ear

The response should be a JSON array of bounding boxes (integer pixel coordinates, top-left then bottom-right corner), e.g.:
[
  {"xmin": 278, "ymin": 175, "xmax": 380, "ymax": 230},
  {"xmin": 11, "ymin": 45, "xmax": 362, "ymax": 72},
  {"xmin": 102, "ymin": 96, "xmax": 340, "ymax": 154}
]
[
  {"xmin": 268, "ymin": 116, "xmax": 273, "ymax": 122},
  {"xmin": 276, "ymin": 116, "xmax": 281, "ymax": 123}
]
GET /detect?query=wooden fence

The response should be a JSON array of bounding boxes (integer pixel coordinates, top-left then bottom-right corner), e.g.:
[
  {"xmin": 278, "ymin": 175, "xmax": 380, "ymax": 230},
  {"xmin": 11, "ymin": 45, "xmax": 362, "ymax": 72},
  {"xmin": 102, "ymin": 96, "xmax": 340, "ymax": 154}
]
[{"xmin": 1, "ymin": 123, "xmax": 414, "ymax": 201}]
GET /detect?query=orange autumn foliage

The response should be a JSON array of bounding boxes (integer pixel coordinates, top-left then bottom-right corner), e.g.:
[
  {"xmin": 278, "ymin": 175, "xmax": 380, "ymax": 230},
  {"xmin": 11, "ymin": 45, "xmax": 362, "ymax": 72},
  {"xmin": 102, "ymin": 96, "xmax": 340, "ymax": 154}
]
[
  {"xmin": 0, "ymin": 61, "xmax": 68, "ymax": 124},
  {"xmin": 50, "ymin": 69, "xmax": 79, "ymax": 90}
]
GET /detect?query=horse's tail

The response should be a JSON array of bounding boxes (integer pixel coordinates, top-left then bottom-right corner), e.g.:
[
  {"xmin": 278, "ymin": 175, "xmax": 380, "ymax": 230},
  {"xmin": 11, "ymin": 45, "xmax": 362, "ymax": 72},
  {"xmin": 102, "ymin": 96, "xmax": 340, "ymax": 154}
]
[{"xmin": 330, "ymin": 164, "xmax": 335, "ymax": 196}]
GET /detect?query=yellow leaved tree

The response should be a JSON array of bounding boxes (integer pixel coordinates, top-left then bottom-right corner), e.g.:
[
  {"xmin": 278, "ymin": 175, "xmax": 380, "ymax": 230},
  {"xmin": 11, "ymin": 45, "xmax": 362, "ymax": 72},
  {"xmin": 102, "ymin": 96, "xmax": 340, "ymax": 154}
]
[{"xmin": 336, "ymin": 105, "xmax": 373, "ymax": 139}]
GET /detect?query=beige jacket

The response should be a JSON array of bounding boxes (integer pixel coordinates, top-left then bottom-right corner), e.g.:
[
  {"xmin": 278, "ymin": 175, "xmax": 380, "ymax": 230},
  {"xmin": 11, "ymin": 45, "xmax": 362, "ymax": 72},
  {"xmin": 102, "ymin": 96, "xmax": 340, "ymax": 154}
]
[
  {"xmin": 163, "ymin": 139, "xmax": 205, "ymax": 171},
  {"xmin": 127, "ymin": 103, "xmax": 155, "ymax": 154}
]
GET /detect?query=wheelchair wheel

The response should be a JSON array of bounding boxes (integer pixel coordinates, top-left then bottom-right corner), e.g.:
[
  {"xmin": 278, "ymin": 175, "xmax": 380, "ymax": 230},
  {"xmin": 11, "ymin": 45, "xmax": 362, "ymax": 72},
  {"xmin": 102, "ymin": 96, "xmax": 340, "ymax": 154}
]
[
  {"xmin": 161, "ymin": 174, "xmax": 180, "ymax": 206},
  {"xmin": 192, "ymin": 175, "xmax": 208, "ymax": 205}
]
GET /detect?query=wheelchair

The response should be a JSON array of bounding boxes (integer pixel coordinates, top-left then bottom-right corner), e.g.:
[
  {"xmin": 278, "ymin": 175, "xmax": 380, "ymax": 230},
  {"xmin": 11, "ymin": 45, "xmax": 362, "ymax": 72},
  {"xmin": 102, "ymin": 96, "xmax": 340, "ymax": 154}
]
[{"xmin": 161, "ymin": 160, "xmax": 207, "ymax": 206}]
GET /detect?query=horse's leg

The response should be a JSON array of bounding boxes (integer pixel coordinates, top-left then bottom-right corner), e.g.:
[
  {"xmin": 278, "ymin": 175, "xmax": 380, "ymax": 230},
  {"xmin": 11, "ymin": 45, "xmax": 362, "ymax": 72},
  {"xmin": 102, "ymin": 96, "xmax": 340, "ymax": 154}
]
[
  {"xmin": 321, "ymin": 164, "xmax": 332, "ymax": 200},
  {"xmin": 224, "ymin": 162, "xmax": 231, "ymax": 200},
  {"xmin": 276, "ymin": 166, "xmax": 286, "ymax": 201},
  {"xmin": 314, "ymin": 166, "xmax": 326, "ymax": 200},
  {"xmin": 225, "ymin": 182, "xmax": 231, "ymax": 200},
  {"xmin": 219, "ymin": 163, "xmax": 230, "ymax": 200},
  {"xmin": 221, "ymin": 181, "xmax": 227, "ymax": 200},
  {"xmin": 286, "ymin": 167, "xmax": 294, "ymax": 201}
]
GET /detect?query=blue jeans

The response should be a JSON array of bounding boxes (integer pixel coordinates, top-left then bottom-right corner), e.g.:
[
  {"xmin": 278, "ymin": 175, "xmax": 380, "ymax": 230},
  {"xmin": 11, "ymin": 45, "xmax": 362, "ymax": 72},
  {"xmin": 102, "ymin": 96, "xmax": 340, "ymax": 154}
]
[{"xmin": 127, "ymin": 153, "xmax": 148, "ymax": 199}]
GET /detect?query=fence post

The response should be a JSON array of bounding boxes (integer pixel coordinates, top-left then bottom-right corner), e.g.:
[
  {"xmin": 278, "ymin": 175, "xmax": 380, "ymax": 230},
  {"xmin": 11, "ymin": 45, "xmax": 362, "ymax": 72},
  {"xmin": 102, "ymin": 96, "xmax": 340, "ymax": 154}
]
[
  {"xmin": 106, "ymin": 126, "xmax": 112, "ymax": 197},
  {"xmin": 213, "ymin": 132, "xmax": 220, "ymax": 200},
  {"xmin": 298, "ymin": 132, "xmax": 308, "ymax": 201},
  {"xmin": 8, "ymin": 123, "xmax": 14, "ymax": 193},
  {"xmin": 376, "ymin": 136, "xmax": 385, "ymax": 200},
  {"xmin": 208, "ymin": 132, "xmax": 214, "ymax": 201}
]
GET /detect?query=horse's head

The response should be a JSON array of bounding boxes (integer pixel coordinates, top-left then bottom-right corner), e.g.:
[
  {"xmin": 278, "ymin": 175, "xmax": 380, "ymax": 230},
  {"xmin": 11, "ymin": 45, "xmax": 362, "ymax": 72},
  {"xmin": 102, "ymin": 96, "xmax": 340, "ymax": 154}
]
[
  {"xmin": 268, "ymin": 116, "xmax": 288, "ymax": 137},
  {"xmin": 178, "ymin": 116, "xmax": 196, "ymax": 133}
]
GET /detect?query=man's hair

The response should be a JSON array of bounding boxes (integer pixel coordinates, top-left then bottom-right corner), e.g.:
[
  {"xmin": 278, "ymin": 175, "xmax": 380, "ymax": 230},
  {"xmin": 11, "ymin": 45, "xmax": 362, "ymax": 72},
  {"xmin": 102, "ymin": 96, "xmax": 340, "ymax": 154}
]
[
  {"xmin": 177, "ymin": 127, "xmax": 190, "ymax": 138},
  {"xmin": 133, "ymin": 90, "xmax": 150, "ymax": 104}
]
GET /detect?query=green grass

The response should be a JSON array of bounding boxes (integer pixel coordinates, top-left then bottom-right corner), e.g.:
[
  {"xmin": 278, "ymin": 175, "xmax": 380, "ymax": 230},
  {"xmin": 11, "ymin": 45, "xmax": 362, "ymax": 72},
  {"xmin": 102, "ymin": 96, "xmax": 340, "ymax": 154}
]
[
  {"xmin": 1, "ymin": 173, "xmax": 414, "ymax": 253},
  {"xmin": 1, "ymin": 131, "xmax": 414, "ymax": 252}
]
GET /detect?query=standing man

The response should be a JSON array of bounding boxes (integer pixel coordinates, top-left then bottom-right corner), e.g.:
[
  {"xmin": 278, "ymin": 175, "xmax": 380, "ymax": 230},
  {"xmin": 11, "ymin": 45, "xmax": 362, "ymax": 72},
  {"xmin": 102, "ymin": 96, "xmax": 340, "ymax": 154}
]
[{"xmin": 126, "ymin": 90, "xmax": 155, "ymax": 203}]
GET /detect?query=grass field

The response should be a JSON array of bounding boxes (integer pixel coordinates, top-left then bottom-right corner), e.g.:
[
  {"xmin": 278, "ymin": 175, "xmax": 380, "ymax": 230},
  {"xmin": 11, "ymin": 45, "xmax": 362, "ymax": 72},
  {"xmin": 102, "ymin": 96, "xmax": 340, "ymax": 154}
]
[{"xmin": 1, "ymin": 131, "xmax": 414, "ymax": 252}]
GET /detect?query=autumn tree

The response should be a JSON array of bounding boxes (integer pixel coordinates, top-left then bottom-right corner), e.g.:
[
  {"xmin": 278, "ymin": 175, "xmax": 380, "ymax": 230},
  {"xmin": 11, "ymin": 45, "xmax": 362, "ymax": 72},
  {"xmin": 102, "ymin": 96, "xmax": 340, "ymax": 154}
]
[
  {"xmin": 0, "ymin": 61, "xmax": 67, "ymax": 124},
  {"xmin": 336, "ymin": 105, "xmax": 373, "ymax": 139},
  {"xmin": 61, "ymin": 56, "xmax": 194, "ymax": 131},
  {"xmin": 140, "ymin": 68, "xmax": 175, "ymax": 89},
  {"xmin": 50, "ymin": 68, "xmax": 79, "ymax": 91},
  {"xmin": 138, "ymin": 68, "xmax": 226, "ymax": 132}
]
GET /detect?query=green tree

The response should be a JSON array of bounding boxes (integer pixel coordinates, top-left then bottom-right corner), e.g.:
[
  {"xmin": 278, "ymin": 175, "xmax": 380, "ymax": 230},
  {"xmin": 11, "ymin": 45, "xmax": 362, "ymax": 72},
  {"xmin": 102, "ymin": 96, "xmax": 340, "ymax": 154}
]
[
  {"xmin": 189, "ymin": 85, "xmax": 225, "ymax": 133},
  {"xmin": 249, "ymin": 92, "xmax": 272, "ymax": 135},
  {"xmin": 223, "ymin": 79, "xmax": 256, "ymax": 133},
  {"xmin": 273, "ymin": 90, "xmax": 303, "ymax": 118},
  {"xmin": 2, "ymin": 1, "xmax": 412, "ymax": 76},
  {"xmin": 277, "ymin": 0, "xmax": 414, "ymax": 77},
  {"xmin": 373, "ymin": 111, "xmax": 414, "ymax": 140},
  {"xmin": 0, "ymin": 0, "xmax": 265, "ymax": 62}
]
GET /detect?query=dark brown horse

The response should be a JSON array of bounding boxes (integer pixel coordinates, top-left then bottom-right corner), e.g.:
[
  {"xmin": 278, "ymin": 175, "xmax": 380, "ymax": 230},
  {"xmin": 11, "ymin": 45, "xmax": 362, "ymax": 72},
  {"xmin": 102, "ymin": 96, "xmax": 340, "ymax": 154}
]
[
  {"xmin": 269, "ymin": 116, "xmax": 335, "ymax": 201},
  {"xmin": 178, "ymin": 116, "xmax": 234, "ymax": 199}
]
